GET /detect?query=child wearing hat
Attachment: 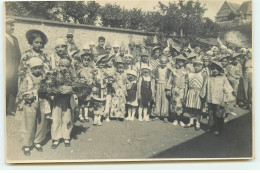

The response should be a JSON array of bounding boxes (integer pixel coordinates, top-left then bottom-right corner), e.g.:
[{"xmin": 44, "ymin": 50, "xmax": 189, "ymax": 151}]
[
  {"xmin": 150, "ymin": 46, "xmax": 161, "ymax": 71},
  {"xmin": 124, "ymin": 54, "xmax": 137, "ymax": 71},
  {"xmin": 50, "ymin": 37, "xmax": 70, "ymax": 70},
  {"xmin": 185, "ymin": 52, "xmax": 197, "ymax": 73},
  {"xmin": 153, "ymin": 56, "xmax": 171, "ymax": 121},
  {"xmin": 19, "ymin": 29, "xmax": 50, "ymax": 85},
  {"xmin": 125, "ymin": 69, "xmax": 139, "ymax": 121},
  {"xmin": 17, "ymin": 57, "xmax": 48, "ymax": 156},
  {"xmin": 167, "ymin": 54, "xmax": 188, "ymax": 126},
  {"xmin": 91, "ymin": 54, "xmax": 110, "ymax": 125},
  {"xmin": 200, "ymin": 61, "xmax": 235, "ymax": 135},
  {"xmin": 229, "ymin": 53, "xmax": 243, "ymax": 106},
  {"xmin": 109, "ymin": 57, "xmax": 128, "ymax": 120},
  {"xmin": 184, "ymin": 60, "xmax": 206, "ymax": 130},
  {"xmin": 51, "ymin": 58, "xmax": 76, "ymax": 149},
  {"xmin": 137, "ymin": 64, "xmax": 155, "ymax": 122},
  {"xmin": 77, "ymin": 53, "xmax": 95, "ymax": 123},
  {"xmin": 135, "ymin": 52, "xmax": 153, "ymax": 78}
]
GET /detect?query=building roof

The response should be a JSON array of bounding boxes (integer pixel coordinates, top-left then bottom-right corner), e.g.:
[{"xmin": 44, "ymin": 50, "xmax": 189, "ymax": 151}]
[
  {"xmin": 236, "ymin": 1, "xmax": 252, "ymax": 15},
  {"xmin": 216, "ymin": 1, "xmax": 240, "ymax": 18}
]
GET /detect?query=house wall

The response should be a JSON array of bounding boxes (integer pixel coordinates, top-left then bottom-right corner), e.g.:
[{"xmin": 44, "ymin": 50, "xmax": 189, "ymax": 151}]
[
  {"xmin": 224, "ymin": 29, "xmax": 251, "ymax": 48},
  {"xmin": 9, "ymin": 17, "xmax": 155, "ymax": 55}
]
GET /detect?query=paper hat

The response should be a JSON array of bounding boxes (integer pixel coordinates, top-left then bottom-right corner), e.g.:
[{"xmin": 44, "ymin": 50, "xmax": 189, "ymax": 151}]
[
  {"xmin": 96, "ymin": 54, "xmax": 108, "ymax": 64},
  {"xmin": 55, "ymin": 37, "xmax": 67, "ymax": 46},
  {"xmin": 59, "ymin": 58, "xmax": 71, "ymax": 66},
  {"xmin": 175, "ymin": 54, "xmax": 188, "ymax": 62},
  {"xmin": 186, "ymin": 52, "xmax": 197, "ymax": 59},
  {"xmin": 152, "ymin": 46, "xmax": 161, "ymax": 51},
  {"xmin": 127, "ymin": 69, "xmax": 138, "ymax": 77},
  {"xmin": 210, "ymin": 61, "xmax": 224, "ymax": 73},
  {"xmin": 124, "ymin": 54, "xmax": 133, "ymax": 59},
  {"xmin": 28, "ymin": 57, "xmax": 43, "ymax": 68},
  {"xmin": 141, "ymin": 64, "xmax": 152, "ymax": 71}
]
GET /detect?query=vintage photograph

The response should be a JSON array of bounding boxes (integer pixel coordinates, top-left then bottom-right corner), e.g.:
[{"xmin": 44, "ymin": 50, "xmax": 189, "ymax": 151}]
[{"xmin": 4, "ymin": 0, "xmax": 253, "ymax": 163}]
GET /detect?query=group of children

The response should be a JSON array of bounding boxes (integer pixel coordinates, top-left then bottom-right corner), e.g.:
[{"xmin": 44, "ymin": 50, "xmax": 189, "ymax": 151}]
[{"xmin": 16, "ymin": 30, "xmax": 252, "ymax": 156}]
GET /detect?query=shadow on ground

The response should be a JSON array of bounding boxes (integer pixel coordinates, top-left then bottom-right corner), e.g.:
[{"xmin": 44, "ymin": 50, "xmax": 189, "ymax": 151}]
[{"xmin": 151, "ymin": 112, "xmax": 253, "ymax": 159}]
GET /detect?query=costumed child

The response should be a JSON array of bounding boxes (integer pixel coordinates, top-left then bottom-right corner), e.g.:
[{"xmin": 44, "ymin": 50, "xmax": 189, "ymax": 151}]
[
  {"xmin": 77, "ymin": 53, "xmax": 94, "ymax": 123},
  {"xmin": 200, "ymin": 61, "xmax": 235, "ymax": 135},
  {"xmin": 91, "ymin": 54, "xmax": 110, "ymax": 125},
  {"xmin": 137, "ymin": 64, "xmax": 155, "ymax": 122},
  {"xmin": 229, "ymin": 53, "xmax": 243, "ymax": 106},
  {"xmin": 17, "ymin": 30, "xmax": 51, "ymax": 119},
  {"xmin": 185, "ymin": 52, "xmax": 197, "ymax": 73},
  {"xmin": 17, "ymin": 58, "xmax": 48, "ymax": 156},
  {"xmin": 125, "ymin": 69, "xmax": 138, "ymax": 121},
  {"xmin": 184, "ymin": 59, "xmax": 206, "ymax": 130},
  {"xmin": 167, "ymin": 54, "xmax": 188, "ymax": 126},
  {"xmin": 135, "ymin": 52, "xmax": 152, "ymax": 77},
  {"xmin": 153, "ymin": 56, "xmax": 171, "ymax": 122},
  {"xmin": 110, "ymin": 57, "xmax": 128, "ymax": 121},
  {"xmin": 51, "ymin": 58, "xmax": 76, "ymax": 149},
  {"xmin": 124, "ymin": 53, "xmax": 137, "ymax": 72}
]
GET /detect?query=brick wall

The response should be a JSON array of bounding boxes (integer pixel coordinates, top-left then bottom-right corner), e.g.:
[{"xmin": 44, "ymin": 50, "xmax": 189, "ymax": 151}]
[{"xmin": 10, "ymin": 17, "xmax": 155, "ymax": 55}]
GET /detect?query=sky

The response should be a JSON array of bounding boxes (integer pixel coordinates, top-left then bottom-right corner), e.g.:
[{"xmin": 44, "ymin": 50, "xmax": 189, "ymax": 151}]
[{"xmin": 95, "ymin": 0, "xmax": 249, "ymax": 21}]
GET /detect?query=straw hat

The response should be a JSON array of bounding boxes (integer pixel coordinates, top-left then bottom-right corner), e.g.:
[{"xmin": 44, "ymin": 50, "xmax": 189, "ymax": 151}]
[
  {"xmin": 27, "ymin": 57, "xmax": 43, "ymax": 68},
  {"xmin": 26, "ymin": 29, "xmax": 48, "ymax": 46}
]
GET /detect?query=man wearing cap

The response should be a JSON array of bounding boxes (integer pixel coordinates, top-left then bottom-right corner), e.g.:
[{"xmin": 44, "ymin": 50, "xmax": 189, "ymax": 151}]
[
  {"xmin": 94, "ymin": 36, "xmax": 106, "ymax": 56},
  {"xmin": 5, "ymin": 18, "xmax": 21, "ymax": 115},
  {"xmin": 66, "ymin": 32, "xmax": 78, "ymax": 56},
  {"xmin": 17, "ymin": 57, "xmax": 48, "ymax": 156}
]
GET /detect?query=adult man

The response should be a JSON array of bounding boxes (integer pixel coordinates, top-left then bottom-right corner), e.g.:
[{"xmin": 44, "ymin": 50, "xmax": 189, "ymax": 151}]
[
  {"xmin": 5, "ymin": 18, "xmax": 21, "ymax": 116},
  {"xmin": 66, "ymin": 32, "xmax": 78, "ymax": 56},
  {"xmin": 94, "ymin": 36, "xmax": 106, "ymax": 56}
]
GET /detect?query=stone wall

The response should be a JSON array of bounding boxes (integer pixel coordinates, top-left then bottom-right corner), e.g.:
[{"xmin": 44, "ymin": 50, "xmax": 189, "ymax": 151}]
[{"xmin": 9, "ymin": 16, "xmax": 155, "ymax": 55}]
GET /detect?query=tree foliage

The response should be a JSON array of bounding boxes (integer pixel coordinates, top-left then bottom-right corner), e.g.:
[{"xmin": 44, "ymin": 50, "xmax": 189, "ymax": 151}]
[{"xmin": 5, "ymin": 0, "xmax": 220, "ymax": 43}]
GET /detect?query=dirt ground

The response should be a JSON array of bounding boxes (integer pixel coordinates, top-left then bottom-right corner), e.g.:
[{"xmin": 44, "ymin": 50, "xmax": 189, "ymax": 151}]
[{"xmin": 5, "ymin": 107, "xmax": 252, "ymax": 162}]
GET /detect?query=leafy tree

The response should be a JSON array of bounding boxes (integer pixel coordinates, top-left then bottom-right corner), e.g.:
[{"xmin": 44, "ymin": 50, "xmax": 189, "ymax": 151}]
[
  {"xmin": 98, "ymin": 3, "xmax": 125, "ymax": 27},
  {"xmin": 5, "ymin": 1, "xmax": 57, "ymax": 20}
]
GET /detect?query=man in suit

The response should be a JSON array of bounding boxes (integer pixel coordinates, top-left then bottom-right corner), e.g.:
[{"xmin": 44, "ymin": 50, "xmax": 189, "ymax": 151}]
[
  {"xmin": 94, "ymin": 36, "xmax": 106, "ymax": 56},
  {"xmin": 5, "ymin": 19, "xmax": 21, "ymax": 115}
]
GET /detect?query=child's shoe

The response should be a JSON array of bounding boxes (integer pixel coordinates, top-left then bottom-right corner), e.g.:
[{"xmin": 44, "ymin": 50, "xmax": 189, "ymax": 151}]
[
  {"xmin": 138, "ymin": 116, "xmax": 143, "ymax": 122},
  {"xmin": 106, "ymin": 117, "xmax": 110, "ymax": 122},
  {"xmin": 85, "ymin": 117, "xmax": 90, "ymax": 122},
  {"xmin": 195, "ymin": 122, "xmax": 200, "ymax": 131},
  {"xmin": 179, "ymin": 121, "xmax": 185, "ymax": 127},
  {"xmin": 129, "ymin": 116, "xmax": 135, "ymax": 121},
  {"xmin": 93, "ymin": 116, "xmax": 98, "ymax": 126},
  {"xmin": 163, "ymin": 118, "xmax": 168, "ymax": 123},
  {"xmin": 172, "ymin": 120, "xmax": 178, "ymax": 126}
]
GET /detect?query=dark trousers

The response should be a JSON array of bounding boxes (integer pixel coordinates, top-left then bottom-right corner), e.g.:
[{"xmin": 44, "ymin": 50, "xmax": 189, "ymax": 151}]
[{"xmin": 208, "ymin": 103, "xmax": 225, "ymax": 133}]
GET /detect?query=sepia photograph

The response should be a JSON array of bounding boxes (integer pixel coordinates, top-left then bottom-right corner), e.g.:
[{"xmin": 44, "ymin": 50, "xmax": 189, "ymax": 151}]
[{"xmin": 4, "ymin": 0, "xmax": 253, "ymax": 163}]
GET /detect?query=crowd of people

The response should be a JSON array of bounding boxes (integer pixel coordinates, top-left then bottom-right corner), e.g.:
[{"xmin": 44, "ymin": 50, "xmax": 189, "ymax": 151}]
[{"xmin": 5, "ymin": 19, "xmax": 252, "ymax": 156}]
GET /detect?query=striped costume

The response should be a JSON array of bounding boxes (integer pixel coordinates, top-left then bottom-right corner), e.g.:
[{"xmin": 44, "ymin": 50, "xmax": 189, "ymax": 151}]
[{"xmin": 185, "ymin": 71, "xmax": 204, "ymax": 110}]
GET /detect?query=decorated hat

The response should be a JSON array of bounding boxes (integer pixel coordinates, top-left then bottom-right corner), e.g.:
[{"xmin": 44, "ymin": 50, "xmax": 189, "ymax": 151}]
[
  {"xmin": 219, "ymin": 54, "xmax": 231, "ymax": 61},
  {"xmin": 186, "ymin": 52, "xmax": 197, "ymax": 59},
  {"xmin": 206, "ymin": 50, "xmax": 214, "ymax": 56},
  {"xmin": 55, "ymin": 37, "xmax": 67, "ymax": 46},
  {"xmin": 82, "ymin": 43, "xmax": 90, "ymax": 50},
  {"xmin": 211, "ymin": 46, "xmax": 219, "ymax": 52},
  {"xmin": 112, "ymin": 42, "xmax": 120, "ymax": 48},
  {"xmin": 124, "ymin": 54, "xmax": 133, "ymax": 59},
  {"xmin": 210, "ymin": 61, "xmax": 224, "ymax": 73},
  {"xmin": 28, "ymin": 57, "xmax": 43, "ymax": 68},
  {"xmin": 59, "ymin": 58, "xmax": 71, "ymax": 66},
  {"xmin": 127, "ymin": 69, "xmax": 138, "ymax": 77},
  {"xmin": 96, "ymin": 54, "xmax": 108, "ymax": 64},
  {"xmin": 175, "ymin": 54, "xmax": 188, "ymax": 62},
  {"xmin": 141, "ymin": 64, "xmax": 152, "ymax": 71},
  {"xmin": 26, "ymin": 29, "xmax": 48, "ymax": 46},
  {"xmin": 152, "ymin": 46, "xmax": 161, "ymax": 51},
  {"xmin": 163, "ymin": 47, "xmax": 170, "ymax": 53},
  {"xmin": 81, "ymin": 52, "xmax": 92, "ymax": 58},
  {"xmin": 232, "ymin": 53, "xmax": 242, "ymax": 59},
  {"xmin": 66, "ymin": 32, "xmax": 74, "ymax": 37},
  {"xmin": 115, "ymin": 56, "xmax": 124, "ymax": 64},
  {"xmin": 141, "ymin": 52, "xmax": 149, "ymax": 57},
  {"xmin": 202, "ymin": 55, "xmax": 210, "ymax": 61},
  {"xmin": 89, "ymin": 41, "xmax": 95, "ymax": 46}
]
